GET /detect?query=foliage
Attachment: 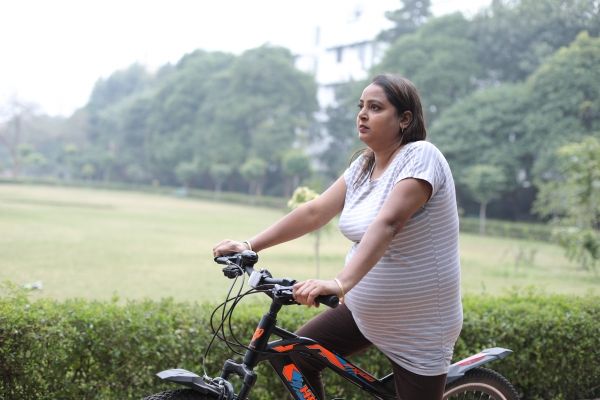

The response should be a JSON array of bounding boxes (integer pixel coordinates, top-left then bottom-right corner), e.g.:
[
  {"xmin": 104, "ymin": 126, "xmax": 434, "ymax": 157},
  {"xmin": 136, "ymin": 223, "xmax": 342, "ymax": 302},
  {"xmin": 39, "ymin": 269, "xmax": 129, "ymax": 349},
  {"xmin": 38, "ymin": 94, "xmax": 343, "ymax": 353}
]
[
  {"xmin": 175, "ymin": 160, "xmax": 200, "ymax": 188},
  {"xmin": 470, "ymin": 0, "xmax": 600, "ymax": 82},
  {"xmin": 239, "ymin": 158, "xmax": 267, "ymax": 182},
  {"xmin": 287, "ymin": 186, "xmax": 319, "ymax": 211},
  {"xmin": 433, "ymin": 32, "xmax": 600, "ymax": 219},
  {"xmin": 287, "ymin": 186, "xmax": 329, "ymax": 278},
  {"xmin": 457, "ymin": 290, "xmax": 600, "ymax": 400},
  {"xmin": 0, "ymin": 95, "xmax": 39, "ymax": 179},
  {"xmin": 534, "ymin": 137, "xmax": 600, "ymax": 271},
  {"xmin": 377, "ymin": 0, "xmax": 432, "ymax": 43},
  {"xmin": 282, "ymin": 150, "xmax": 312, "ymax": 195},
  {"xmin": 209, "ymin": 163, "xmax": 233, "ymax": 199},
  {"xmin": 463, "ymin": 165, "xmax": 507, "ymax": 234},
  {"xmin": 458, "ymin": 218, "xmax": 553, "ymax": 242},
  {"xmin": 282, "ymin": 151, "xmax": 312, "ymax": 179},
  {"xmin": 431, "ymin": 84, "xmax": 531, "ymax": 190},
  {"xmin": 1, "ymin": 288, "xmax": 599, "ymax": 399},
  {"xmin": 145, "ymin": 50, "xmax": 235, "ymax": 181},
  {"xmin": 525, "ymin": 31, "xmax": 600, "ymax": 179},
  {"xmin": 375, "ymin": 13, "xmax": 482, "ymax": 124},
  {"xmin": 239, "ymin": 157, "xmax": 267, "ymax": 201}
]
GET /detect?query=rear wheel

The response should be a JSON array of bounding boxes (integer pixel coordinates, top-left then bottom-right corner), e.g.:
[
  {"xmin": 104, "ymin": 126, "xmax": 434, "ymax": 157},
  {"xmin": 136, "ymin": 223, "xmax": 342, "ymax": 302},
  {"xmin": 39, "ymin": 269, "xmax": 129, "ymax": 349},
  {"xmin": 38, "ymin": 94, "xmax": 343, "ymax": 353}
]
[
  {"xmin": 142, "ymin": 389, "xmax": 219, "ymax": 400},
  {"xmin": 443, "ymin": 367, "xmax": 520, "ymax": 400}
]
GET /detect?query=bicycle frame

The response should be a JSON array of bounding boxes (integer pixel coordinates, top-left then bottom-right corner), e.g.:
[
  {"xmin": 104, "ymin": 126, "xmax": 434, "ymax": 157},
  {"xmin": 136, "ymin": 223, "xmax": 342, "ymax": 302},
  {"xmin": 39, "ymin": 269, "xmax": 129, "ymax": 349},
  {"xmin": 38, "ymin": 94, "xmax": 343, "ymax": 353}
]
[{"xmin": 159, "ymin": 299, "xmax": 396, "ymax": 400}]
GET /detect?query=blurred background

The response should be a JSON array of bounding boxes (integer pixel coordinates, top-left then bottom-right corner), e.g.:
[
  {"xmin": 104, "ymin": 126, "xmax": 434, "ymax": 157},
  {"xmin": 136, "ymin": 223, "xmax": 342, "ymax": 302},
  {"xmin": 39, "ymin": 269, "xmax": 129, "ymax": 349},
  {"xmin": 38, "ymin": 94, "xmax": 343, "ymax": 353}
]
[{"xmin": 1, "ymin": 0, "xmax": 600, "ymax": 301}]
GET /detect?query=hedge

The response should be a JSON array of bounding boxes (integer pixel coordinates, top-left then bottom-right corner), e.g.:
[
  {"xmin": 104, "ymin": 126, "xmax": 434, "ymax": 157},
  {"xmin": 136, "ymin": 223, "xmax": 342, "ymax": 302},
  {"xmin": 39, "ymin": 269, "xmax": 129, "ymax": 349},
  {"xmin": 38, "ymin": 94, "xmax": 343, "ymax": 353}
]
[
  {"xmin": 1, "ymin": 285, "xmax": 599, "ymax": 400},
  {"xmin": 459, "ymin": 217, "xmax": 554, "ymax": 242}
]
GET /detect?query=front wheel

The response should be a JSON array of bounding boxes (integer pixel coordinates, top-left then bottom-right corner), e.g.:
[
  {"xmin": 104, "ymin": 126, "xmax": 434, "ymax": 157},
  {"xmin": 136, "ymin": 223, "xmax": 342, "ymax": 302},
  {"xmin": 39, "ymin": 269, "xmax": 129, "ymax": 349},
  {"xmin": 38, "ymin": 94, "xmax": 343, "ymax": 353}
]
[
  {"xmin": 443, "ymin": 367, "xmax": 520, "ymax": 400},
  {"xmin": 142, "ymin": 389, "xmax": 219, "ymax": 400}
]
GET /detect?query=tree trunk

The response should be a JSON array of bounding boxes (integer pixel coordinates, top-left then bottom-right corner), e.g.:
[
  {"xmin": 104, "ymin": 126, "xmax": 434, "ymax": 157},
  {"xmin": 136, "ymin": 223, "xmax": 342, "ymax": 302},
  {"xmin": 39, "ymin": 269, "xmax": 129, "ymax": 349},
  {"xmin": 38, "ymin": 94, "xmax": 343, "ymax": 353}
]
[
  {"xmin": 255, "ymin": 181, "xmax": 263, "ymax": 198},
  {"xmin": 214, "ymin": 181, "xmax": 222, "ymax": 200},
  {"xmin": 248, "ymin": 181, "xmax": 256, "ymax": 205},
  {"xmin": 11, "ymin": 153, "xmax": 20, "ymax": 179},
  {"xmin": 284, "ymin": 176, "xmax": 292, "ymax": 199},
  {"xmin": 479, "ymin": 201, "xmax": 487, "ymax": 235}
]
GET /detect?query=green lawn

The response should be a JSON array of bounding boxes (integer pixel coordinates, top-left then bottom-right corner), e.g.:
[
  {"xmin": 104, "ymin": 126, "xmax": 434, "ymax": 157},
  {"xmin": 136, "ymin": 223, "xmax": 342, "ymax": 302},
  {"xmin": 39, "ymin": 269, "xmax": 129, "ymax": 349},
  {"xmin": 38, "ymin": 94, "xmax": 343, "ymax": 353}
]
[{"xmin": 0, "ymin": 183, "xmax": 597, "ymax": 303}]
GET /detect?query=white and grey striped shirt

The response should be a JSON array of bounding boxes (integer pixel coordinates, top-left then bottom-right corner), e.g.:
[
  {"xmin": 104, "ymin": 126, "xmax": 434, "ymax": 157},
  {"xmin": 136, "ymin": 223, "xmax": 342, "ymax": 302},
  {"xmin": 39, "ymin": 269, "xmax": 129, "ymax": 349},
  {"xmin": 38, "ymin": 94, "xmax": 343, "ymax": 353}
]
[{"xmin": 340, "ymin": 140, "xmax": 462, "ymax": 376}]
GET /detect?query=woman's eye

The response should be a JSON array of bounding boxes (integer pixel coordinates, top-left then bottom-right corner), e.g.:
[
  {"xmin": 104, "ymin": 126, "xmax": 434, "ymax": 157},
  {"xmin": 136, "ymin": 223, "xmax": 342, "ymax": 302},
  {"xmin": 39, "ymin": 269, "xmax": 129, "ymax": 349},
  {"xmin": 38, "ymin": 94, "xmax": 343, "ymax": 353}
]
[
  {"xmin": 370, "ymin": 104, "xmax": 379, "ymax": 110},
  {"xmin": 357, "ymin": 104, "xmax": 363, "ymax": 109}
]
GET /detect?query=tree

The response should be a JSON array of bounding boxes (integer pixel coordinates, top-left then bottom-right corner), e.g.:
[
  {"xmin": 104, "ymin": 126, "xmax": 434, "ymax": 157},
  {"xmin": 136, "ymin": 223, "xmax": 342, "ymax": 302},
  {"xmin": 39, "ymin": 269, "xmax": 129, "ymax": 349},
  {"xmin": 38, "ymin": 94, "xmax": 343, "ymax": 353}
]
[
  {"xmin": 525, "ymin": 31, "xmax": 600, "ymax": 180},
  {"xmin": 470, "ymin": 0, "xmax": 600, "ymax": 82},
  {"xmin": 239, "ymin": 158, "xmax": 267, "ymax": 204},
  {"xmin": 287, "ymin": 186, "xmax": 328, "ymax": 277},
  {"xmin": 87, "ymin": 63, "xmax": 153, "ymax": 110},
  {"xmin": 430, "ymin": 84, "xmax": 534, "ymax": 219},
  {"xmin": 58, "ymin": 143, "xmax": 79, "ymax": 180},
  {"xmin": 282, "ymin": 150, "xmax": 312, "ymax": 197},
  {"xmin": 197, "ymin": 45, "xmax": 318, "ymax": 195},
  {"xmin": 463, "ymin": 165, "xmax": 507, "ymax": 234},
  {"xmin": 375, "ymin": 13, "xmax": 483, "ymax": 124},
  {"xmin": 147, "ymin": 51, "xmax": 235, "ymax": 182},
  {"xmin": 377, "ymin": 0, "xmax": 432, "ymax": 43},
  {"xmin": 81, "ymin": 163, "xmax": 96, "ymax": 181},
  {"xmin": 534, "ymin": 137, "xmax": 600, "ymax": 271},
  {"xmin": 209, "ymin": 163, "xmax": 233, "ymax": 200},
  {"xmin": 175, "ymin": 160, "xmax": 200, "ymax": 189},
  {"xmin": 0, "ymin": 95, "xmax": 38, "ymax": 179}
]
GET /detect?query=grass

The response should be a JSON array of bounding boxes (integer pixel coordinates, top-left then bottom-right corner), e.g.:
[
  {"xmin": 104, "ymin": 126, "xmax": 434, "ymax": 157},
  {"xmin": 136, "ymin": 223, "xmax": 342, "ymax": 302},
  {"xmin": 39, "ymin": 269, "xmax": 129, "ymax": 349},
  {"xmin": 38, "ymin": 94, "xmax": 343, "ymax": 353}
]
[{"xmin": 0, "ymin": 183, "xmax": 598, "ymax": 303}]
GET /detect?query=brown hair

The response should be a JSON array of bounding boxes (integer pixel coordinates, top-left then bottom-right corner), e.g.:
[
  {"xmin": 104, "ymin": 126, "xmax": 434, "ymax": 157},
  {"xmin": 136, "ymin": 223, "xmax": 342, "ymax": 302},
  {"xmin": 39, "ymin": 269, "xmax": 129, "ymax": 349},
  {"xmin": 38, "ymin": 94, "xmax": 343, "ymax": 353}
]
[{"xmin": 350, "ymin": 73, "xmax": 427, "ymax": 187}]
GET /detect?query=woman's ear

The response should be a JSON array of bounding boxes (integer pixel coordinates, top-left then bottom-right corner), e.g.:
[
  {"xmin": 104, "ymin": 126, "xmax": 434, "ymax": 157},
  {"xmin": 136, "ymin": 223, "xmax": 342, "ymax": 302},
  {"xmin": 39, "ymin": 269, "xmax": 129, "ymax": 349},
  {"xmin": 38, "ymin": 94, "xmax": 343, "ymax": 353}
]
[{"xmin": 400, "ymin": 110, "xmax": 413, "ymax": 130}]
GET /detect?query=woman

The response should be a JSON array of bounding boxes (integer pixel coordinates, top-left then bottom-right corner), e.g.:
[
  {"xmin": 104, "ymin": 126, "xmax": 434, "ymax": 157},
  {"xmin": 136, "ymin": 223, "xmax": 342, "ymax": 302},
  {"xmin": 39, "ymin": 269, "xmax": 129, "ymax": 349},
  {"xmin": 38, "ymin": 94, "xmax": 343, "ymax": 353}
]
[{"xmin": 213, "ymin": 73, "xmax": 462, "ymax": 400}]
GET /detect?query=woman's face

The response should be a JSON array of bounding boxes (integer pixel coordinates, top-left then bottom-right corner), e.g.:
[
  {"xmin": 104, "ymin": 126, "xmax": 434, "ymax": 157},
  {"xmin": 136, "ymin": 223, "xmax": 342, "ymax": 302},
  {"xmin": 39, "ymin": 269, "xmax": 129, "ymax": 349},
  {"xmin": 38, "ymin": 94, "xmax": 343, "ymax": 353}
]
[{"xmin": 356, "ymin": 83, "xmax": 410, "ymax": 151}]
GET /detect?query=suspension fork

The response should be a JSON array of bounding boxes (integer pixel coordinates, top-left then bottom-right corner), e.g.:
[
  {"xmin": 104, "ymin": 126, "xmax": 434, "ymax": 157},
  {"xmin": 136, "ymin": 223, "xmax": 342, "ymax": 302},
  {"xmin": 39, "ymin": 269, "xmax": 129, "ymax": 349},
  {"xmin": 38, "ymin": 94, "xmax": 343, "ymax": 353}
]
[{"xmin": 219, "ymin": 301, "xmax": 283, "ymax": 399}]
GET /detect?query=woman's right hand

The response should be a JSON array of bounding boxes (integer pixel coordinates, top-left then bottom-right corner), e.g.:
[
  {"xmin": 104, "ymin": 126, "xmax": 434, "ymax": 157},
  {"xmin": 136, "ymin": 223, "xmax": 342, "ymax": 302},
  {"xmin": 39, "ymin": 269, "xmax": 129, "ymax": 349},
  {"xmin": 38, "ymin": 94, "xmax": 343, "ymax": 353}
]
[{"xmin": 213, "ymin": 239, "xmax": 250, "ymax": 257}]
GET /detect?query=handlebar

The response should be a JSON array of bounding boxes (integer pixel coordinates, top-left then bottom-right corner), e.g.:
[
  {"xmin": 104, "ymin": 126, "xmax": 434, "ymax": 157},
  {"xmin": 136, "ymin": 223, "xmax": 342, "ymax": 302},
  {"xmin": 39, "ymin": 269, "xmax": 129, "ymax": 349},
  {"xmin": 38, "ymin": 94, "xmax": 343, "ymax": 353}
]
[{"xmin": 214, "ymin": 251, "xmax": 339, "ymax": 308}]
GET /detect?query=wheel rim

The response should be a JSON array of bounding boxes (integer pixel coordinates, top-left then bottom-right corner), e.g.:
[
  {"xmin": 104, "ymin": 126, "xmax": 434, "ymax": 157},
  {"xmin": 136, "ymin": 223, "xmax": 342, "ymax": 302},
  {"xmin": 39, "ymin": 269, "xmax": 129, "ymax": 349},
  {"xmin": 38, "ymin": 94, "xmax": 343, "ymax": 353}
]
[{"xmin": 444, "ymin": 382, "xmax": 508, "ymax": 400}]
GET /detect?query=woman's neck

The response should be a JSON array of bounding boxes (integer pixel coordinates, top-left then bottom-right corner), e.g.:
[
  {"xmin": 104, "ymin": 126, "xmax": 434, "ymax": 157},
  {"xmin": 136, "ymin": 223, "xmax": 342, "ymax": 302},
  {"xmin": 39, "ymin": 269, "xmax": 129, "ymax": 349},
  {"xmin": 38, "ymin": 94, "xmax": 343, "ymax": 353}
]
[{"xmin": 370, "ymin": 142, "xmax": 405, "ymax": 180}]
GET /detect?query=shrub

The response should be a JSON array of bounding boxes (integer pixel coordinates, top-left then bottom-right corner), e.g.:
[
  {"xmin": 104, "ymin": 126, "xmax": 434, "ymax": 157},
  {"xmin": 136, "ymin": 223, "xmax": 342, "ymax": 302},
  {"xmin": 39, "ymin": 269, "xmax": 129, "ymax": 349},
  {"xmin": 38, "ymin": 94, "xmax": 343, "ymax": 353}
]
[
  {"xmin": 460, "ymin": 217, "xmax": 554, "ymax": 242},
  {"xmin": 1, "ymin": 285, "xmax": 599, "ymax": 399}
]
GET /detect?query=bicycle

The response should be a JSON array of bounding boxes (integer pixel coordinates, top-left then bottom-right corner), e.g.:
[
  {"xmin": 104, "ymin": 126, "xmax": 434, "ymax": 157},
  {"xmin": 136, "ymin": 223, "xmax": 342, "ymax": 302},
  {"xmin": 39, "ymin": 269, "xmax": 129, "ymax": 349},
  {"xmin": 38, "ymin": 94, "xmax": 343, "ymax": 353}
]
[{"xmin": 142, "ymin": 251, "xmax": 520, "ymax": 400}]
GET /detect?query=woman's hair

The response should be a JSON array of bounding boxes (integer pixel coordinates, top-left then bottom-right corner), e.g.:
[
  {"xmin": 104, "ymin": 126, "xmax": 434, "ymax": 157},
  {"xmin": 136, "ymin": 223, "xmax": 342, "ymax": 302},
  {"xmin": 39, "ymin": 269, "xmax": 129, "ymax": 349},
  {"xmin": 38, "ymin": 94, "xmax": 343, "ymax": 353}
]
[{"xmin": 350, "ymin": 73, "xmax": 427, "ymax": 187}]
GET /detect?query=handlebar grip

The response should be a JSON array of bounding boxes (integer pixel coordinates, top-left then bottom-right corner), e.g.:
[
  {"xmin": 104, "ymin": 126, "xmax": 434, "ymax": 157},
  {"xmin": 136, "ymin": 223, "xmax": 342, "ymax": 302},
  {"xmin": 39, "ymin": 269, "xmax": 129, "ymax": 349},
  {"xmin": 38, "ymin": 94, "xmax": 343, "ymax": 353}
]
[{"xmin": 316, "ymin": 294, "xmax": 340, "ymax": 308}]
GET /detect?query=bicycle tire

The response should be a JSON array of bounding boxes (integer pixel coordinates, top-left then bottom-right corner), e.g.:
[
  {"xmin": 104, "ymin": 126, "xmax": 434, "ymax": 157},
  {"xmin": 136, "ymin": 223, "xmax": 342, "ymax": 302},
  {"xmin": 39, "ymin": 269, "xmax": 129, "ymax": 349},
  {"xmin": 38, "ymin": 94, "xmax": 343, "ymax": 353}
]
[
  {"xmin": 443, "ymin": 367, "xmax": 520, "ymax": 400},
  {"xmin": 141, "ymin": 388, "xmax": 219, "ymax": 400}
]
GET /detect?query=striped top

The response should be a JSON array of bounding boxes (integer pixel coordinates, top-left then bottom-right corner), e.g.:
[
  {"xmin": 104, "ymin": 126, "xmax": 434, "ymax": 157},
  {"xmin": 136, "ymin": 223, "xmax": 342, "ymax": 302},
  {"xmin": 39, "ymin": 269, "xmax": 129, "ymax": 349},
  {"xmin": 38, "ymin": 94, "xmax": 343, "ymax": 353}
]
[{"xmin": 340, "ymin": 140, "xmax": 462, "ymax": 376}]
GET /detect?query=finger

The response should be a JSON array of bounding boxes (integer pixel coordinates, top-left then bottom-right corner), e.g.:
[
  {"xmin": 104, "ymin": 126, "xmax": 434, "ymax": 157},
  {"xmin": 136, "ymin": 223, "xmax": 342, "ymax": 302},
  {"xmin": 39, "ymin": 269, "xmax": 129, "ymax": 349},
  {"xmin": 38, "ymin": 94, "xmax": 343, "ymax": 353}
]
[{"xmin": 307, "ymin": 288, "xmax": 322, "ymax": 308}]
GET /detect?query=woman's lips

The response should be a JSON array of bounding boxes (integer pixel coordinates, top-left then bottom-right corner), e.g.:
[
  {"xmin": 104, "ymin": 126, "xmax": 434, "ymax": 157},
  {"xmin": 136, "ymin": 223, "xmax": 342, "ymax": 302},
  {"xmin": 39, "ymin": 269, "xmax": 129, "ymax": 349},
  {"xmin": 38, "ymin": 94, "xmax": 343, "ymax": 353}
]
[{"xmin": 358, "ymin": 124, "xmax": 368, "ymax": 132}]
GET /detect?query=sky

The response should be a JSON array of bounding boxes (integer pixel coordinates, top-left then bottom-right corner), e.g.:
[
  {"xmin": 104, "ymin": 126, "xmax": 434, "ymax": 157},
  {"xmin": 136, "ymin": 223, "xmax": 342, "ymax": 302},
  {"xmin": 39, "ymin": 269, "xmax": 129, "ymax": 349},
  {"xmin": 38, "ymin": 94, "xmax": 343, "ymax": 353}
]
[{"xmin": 1, "ymin": 0, "xmax": 491, "ymax": 117}]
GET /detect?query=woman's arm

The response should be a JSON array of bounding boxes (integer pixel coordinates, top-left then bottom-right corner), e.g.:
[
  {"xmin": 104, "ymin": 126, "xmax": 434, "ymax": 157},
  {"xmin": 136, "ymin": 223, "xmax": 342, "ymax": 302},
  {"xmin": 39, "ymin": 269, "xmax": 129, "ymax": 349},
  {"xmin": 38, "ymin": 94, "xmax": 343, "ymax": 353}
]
[
  {"xmin": 212, "ymin": 175, "xmax": 347, "ymax": 257},
  {"xmin": 293, "ymin": 177, "xmax": 432, "ymax": 307}
]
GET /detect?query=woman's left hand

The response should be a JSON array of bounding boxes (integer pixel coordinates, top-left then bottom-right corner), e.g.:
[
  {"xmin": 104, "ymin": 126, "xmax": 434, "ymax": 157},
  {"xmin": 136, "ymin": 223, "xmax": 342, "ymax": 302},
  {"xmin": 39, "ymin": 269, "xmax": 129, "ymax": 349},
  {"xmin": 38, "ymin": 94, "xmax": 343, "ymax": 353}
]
[{"xmin": 293, "ymin": 279, "xmax": 340, "ymax": 308}]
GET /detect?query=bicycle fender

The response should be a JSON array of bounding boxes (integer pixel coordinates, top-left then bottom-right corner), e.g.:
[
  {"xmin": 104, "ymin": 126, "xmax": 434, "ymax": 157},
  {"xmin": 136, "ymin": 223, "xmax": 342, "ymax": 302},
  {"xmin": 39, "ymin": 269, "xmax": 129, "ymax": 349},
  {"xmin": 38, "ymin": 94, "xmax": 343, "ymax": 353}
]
[
  {"xmin": 446, "ymin": 347, "xmax": 513, "ymax": 384},
  {"xmin": 157, "ymin": 368, "xmax": 222, "ymax": 395}
]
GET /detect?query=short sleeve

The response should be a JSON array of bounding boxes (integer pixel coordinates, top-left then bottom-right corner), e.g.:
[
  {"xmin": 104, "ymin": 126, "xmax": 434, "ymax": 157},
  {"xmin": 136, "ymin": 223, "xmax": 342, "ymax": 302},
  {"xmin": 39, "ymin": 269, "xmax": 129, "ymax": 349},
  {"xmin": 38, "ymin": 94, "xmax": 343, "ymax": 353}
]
[{"xmin": 393, "ymin": 142, "xmax": 445, "ymax": 199}]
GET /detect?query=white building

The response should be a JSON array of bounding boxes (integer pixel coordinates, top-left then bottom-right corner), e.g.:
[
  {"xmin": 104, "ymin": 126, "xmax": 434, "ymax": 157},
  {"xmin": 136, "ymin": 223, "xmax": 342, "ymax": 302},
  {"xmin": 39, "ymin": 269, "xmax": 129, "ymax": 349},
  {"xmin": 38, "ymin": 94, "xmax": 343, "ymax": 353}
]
[{"xmin": 294, "ymin": 2, "xmax": 394, "ymax": 108}]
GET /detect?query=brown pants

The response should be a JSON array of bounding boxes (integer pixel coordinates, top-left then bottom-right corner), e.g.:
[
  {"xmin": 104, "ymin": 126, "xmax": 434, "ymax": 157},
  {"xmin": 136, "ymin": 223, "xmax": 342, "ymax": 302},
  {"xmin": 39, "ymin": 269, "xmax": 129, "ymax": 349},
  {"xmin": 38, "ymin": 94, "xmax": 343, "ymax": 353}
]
[{"xmin": 292, "ymin": 304, "xmax": 447, "ymax": 400}]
